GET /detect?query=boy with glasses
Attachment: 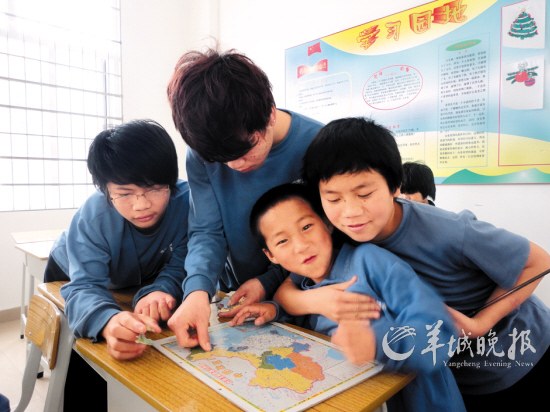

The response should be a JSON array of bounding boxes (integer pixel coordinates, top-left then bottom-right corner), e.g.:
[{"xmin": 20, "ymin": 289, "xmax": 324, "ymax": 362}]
[
  {"xmin": 44, "ymin": 119, "xmax": 190, "ymax": 410},
  {"xmin": 46, "ymin": 119, "xmax": 189, "ymax": 356}
]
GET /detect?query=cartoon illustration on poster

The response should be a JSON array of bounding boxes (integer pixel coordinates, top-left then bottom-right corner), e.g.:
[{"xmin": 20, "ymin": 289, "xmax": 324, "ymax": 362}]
[{"xmin": 285, "ymin": 0, "xmax": 550, "ymax": 184}]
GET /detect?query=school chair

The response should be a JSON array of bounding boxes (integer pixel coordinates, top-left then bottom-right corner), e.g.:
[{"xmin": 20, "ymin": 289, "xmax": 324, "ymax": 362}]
[{"xmin": 12, "ymin": 294, "xmax": 72, "ymax": 412}]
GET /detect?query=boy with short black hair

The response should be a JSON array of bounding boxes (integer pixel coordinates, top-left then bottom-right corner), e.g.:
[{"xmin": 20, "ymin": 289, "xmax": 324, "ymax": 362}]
[
  {"xmin": 232, "ymin": 182, "xmax": 465, "ymax": 412},
  {"xmin": 165, "ymin": 48, "xmax": 335, "ymax": 352},
  {"xmin": 278, "ymin": 116, "xmax": 550, "ymax": 411},
  {"xmin": 400, "ymin": 161, "xmax": 436, "ymax": 205},
  {"xmin": 45, "ymin": 119, "xmax": 190, "ymax": 410},
  {"xmin": 47, "ymin": 119, "xmax": 190, "ymax": 354}
]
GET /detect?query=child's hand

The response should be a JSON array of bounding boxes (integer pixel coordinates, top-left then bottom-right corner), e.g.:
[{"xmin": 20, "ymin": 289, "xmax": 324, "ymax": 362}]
[
  {"xmin": 310, "ymin": 276, "xmax": 382, "ymax": 322},
  {"xmin": 229, "ymin": 303, "xmax": 277, "ymax": 326},
  {"xmin": 447, "ymin": 305, "xmax": 489, "ymax": 338},
  {"xmin": 134, "ymin": 291, "xmax": 176, "ymax": 322},
  {"xmin": 220, "ymin": 278, "xmax": 266, "ymax": 318},
  {"xmin": 332, "ymin": 320, "xmax": 375, "ymax": 365},
  {"xmin": 101, "ymin": 311, "xmax": 161, "ymax": 360}
]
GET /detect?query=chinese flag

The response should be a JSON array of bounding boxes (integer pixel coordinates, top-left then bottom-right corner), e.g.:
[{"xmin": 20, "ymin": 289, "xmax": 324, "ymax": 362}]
[{"xmin": 307, "ymin": 42, "xmax": 322, "ymax": 56}]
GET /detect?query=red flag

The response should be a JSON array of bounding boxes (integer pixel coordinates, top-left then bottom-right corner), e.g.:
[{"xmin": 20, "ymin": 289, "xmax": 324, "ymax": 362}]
[{"xmin": 307, "ymin": 42, "xmax": 322, "ymax": 56}]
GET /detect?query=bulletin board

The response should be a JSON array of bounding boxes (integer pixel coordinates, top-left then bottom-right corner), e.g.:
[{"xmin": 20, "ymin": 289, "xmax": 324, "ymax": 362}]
[{"xmin": 285, "ymin": 0, "xmax": 550, "ymax": 184}]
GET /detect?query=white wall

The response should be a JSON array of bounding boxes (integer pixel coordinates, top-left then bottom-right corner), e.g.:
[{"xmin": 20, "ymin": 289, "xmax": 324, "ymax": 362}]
[
  {"xmin": 0, "ymin": 210, "xmax": 75, "ymax": 313},
  {"xmin": 119, "ymin": 0, "xmax": 221, "ymax": 179},
  {"xmin": 1, "ymin": 0, "xmax": 548, "ymax": 315}
]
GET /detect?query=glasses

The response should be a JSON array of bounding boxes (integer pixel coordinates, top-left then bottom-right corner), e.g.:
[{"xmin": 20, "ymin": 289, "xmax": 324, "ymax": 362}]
[{"xmin": 110, "ymin": 186, "xmax": 170, "ymax": 206}]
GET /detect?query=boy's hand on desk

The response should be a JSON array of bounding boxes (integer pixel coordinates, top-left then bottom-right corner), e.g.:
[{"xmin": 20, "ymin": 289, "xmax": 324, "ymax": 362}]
[
  {"xmin": 229, "ymin": 303, "xmax": 277, "ymax": 326},
  {"xmin": 135, "ymin": 291, "xmax": 176, "ymax": 322},
  {"xmin": 167, "ymin": 290, "xmax": 212, "ymax": 351},
  {"xmin": 102, "ymin": 311, "xmax": 161, "ymax": 360}
]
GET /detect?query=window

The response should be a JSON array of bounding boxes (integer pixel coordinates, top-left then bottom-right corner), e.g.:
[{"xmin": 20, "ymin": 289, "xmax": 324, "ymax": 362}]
[{"xmin": 0, "ymin": 0, "xmax": 122, "ymax": 211}]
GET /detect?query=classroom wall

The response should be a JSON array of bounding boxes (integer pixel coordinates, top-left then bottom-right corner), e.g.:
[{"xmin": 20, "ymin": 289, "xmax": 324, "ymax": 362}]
[{"xmin": 1, "ymin": 0, "xmax": 547, "ymax": 315}]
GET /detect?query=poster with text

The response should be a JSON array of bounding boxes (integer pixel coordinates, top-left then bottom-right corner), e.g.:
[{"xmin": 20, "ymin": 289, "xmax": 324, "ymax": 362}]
[{"xmin": 285, "ymin": 0, "xmax": 550, "ymax": 184}]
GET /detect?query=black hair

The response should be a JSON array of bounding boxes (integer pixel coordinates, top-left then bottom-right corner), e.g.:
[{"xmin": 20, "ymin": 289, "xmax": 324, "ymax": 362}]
[
  {"xmin": 401, "ymin": 161, "xmax": 436, "ymax": 202},
  {"xmin": 249, "ymin": 182, "xmax": 321, "ymax": 249},
  {"xmin": 87, "ymin": 119, "xmax": 179, "ymax": 197},
  {"xmin": 302, "ymin": 117, "xmax": 403, "ymax": 193},
  {"xmin": 167, "ymin": 48, "xmax": 275, "ymax": 163}
]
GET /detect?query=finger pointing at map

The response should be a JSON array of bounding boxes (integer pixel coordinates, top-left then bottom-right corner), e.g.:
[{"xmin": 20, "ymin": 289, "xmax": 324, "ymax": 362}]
[{"xmin": 168, "ymin": 290, "xmax": 212, "ymax": 351}]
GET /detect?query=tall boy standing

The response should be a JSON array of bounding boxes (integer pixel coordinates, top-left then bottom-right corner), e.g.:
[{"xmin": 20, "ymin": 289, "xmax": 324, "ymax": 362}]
[{"xmin": 166, "ymin": 49, "xmax": 372, "ymax": 351}]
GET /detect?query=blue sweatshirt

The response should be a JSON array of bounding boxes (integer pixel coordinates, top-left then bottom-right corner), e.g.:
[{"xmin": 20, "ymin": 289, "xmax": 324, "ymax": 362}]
[
  {"xmin": 291, "ymin": 242, "xmax": 465, "ymax": 412},
  {"xmin": 53, "ymin": 180, "xmax": 189, "ymax": 340},
  {"xmin": 183, "ymin": 110, "xmax": 323, "ymax": 299},
  {"xmin": 375, "ymin": 199, "xmax": 550, "ymax": 395}
]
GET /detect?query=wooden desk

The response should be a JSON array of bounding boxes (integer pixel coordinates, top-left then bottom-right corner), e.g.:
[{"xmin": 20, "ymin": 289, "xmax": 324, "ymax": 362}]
[
  {"xmin": 12, "ymin": 229, "xmax": 63, "ymax": 338},
  {"xmin": 39, "ymin": 282, "xmax": 414, "ymax": 412}
]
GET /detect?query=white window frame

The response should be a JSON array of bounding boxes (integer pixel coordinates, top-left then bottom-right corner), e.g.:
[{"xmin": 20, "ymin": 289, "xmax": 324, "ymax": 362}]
[{"xmin": 0, "ymin": 0, "xmax": 122, "ymax": 211}]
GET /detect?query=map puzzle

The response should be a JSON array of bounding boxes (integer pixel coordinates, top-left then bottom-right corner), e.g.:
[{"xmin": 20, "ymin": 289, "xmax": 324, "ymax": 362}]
[{"xmin": 153, "ymin": 322, "xmax": 382, "ymax": 411}]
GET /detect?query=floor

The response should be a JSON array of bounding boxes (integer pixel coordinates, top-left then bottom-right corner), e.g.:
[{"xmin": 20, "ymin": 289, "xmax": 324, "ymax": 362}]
[{"xmin": 0, "ymin": 319, "xmax": 49, "ymax": 412}]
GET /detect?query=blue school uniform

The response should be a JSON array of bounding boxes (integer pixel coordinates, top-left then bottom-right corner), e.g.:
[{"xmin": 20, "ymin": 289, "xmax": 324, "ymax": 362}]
[
  {"xmin": 183, "ymin": 110, "xmax": 323, "ymax": 299},
  {"xmin": 375, "ymin": 199, "xmax": 550, "ymax": 395},
  {"xmin": 51, "ymin": 180, "xmax": 190, "ymax": 340},
  {"xmin": 291, "ymin": 242, "xmax": 466, "ymax": 412}
]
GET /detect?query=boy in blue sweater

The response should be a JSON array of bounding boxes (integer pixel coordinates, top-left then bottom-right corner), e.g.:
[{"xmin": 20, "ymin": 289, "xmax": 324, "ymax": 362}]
[
  {"xmin": 231, "ymin": 183, "xmax": 465, "ymax": 412},
  {"xmin": 45, "ymin": 120, "xmax": 190, "ymax": 410},
  {"xmin": 165, "ymin": 48, "xmax": 341, "ymax": 352},
  {"xmin": 278, "ymin": 117, "xmax": 550, "ymax": 411},
  {"xmin": 47, "ymin": 119, "xmax": 189, "ymax": 356}
]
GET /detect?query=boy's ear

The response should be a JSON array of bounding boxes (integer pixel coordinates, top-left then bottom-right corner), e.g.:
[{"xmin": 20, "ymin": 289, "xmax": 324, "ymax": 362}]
[
  {"xmin": 392, "ymin": 187, "xmax": 401, "ymax": 198},
  {"xmin": 262, "ymin": 247, "xmax": 279, "ymax": 264},
  {"xmin": 268, "ymin": 107, "xmax": 276, "ymax": 127}
]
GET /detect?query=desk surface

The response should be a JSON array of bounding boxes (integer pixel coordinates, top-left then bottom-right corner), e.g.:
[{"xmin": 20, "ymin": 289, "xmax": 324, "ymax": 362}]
[
  {"xmin": 12, "ymin": 229, "xmax": 62, "ymax": 260},
  {"xmin": 39, "ymin": 281, "xmax": 413, "ymax": 412},
  {"xmin": 11, "ymin": 229, "xmax": 63, "ymax": 244},
  {"xmin": 14, "ymin": 240, "xmax": 55, "ymax": 260}
]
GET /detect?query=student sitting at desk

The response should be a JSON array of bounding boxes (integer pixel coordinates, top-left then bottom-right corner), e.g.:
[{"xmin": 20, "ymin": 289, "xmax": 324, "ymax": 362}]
[
  {"xmin": 231, "ymin": 183, "xmax": 466, "ymax": 412},
  {"xmin": 44, "ymin": 119, "xmax": 190, "ymax": 410}
]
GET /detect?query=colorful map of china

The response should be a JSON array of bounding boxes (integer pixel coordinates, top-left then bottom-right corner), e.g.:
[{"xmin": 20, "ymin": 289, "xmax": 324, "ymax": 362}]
[{"xmin": 187, "ymin": 329, "xmax": 325, "ymax": 393}]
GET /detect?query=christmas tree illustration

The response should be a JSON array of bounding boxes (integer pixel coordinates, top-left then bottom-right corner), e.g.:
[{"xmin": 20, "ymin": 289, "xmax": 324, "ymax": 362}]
[{"xmin": 508, "ymin": 10, "xmax": 538, "ymax": 40}]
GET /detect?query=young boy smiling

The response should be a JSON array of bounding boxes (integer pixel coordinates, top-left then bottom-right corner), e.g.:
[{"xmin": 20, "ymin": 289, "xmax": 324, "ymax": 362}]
[
  {"xmin": 232, "ymin": 182, "xmax": 465, "ymax": 412},
  {"xmin": 277, "ymin": 117, "xmax": 550, "ymax": 411}
]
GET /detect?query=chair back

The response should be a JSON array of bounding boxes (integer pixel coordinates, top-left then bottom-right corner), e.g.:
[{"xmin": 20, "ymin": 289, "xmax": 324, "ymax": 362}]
[{"xmin": 25, "ymin": 294, "xmax": 61, "ymax": 369}]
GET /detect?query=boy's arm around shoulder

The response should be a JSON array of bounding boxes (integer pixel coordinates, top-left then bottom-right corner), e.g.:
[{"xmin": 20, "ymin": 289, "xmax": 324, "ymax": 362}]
[
  {"xmin": 274, "ymin": 276, "xmax": 380, "ymax": 322},
  {"xmin": 457, "ymin": 241, "xmax": 550, "ymax": 337}
]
